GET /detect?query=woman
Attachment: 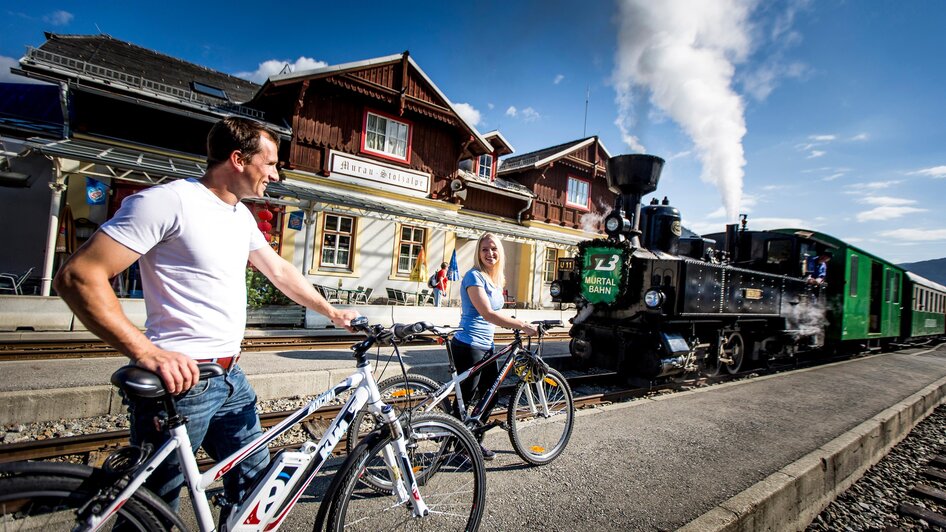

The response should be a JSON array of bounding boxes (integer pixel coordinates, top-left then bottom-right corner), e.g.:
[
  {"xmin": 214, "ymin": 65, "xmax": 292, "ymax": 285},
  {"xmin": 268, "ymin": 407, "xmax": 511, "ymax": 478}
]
[{"xmin": 452, "ymin": 233, "xmax": 537, "ymax": 459}]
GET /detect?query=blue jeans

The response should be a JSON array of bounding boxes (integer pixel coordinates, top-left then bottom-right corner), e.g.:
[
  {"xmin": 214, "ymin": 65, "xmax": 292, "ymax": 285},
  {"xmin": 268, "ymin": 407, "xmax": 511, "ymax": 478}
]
[
  {"xmin": 433, "ymin": 288, "xmax": 444, "ymax": 306},
  {"xmin": 125, "ymin": 365, "xmax": 269, "ymax": 512}
]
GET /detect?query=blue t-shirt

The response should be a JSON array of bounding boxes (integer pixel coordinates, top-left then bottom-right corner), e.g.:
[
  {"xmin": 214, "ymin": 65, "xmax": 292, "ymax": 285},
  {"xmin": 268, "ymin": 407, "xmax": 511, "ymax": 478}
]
[
  {"xmin": 806, "ymin": 256, "xmax": 827, "ymax": 279},
  {"xmin": 454, "ymin": 269, "xmax": 504, "ymax": 350}
]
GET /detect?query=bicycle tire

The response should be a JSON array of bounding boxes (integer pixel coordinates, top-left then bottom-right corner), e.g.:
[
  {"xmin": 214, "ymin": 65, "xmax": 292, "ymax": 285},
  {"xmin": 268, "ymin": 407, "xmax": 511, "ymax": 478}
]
[
  {"xmin": 0, "ymin": 472, "xmax": 167, "ymax": 531},
  {"xmin": 345, "ymin": 373, "xmax": 448, "ymax": 451},
  {"xmin": 327, "ymin": 412, "xmax": 486, "ymax": 532},
  {"xmin": 507, "ymin": 367, "xmax": 575, "ymax": 466}
]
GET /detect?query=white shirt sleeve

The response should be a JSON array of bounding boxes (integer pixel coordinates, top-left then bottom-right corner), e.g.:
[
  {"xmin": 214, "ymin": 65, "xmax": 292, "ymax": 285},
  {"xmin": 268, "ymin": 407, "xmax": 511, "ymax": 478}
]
[{"xmin": 100, "ymin": 186, "xmax": 182, "ymax": 255}]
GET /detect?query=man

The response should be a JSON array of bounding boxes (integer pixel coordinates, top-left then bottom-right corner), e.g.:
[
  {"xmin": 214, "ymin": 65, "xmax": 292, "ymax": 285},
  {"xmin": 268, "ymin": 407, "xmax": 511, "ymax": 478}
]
[
  {"xmin": 433, "ymin": 261, "xmax": 448, "ymax": 306},
  {"xmin": 54, "ymin": 117, "xmax": 359, "ymax": 515},
  {"xmin": 806, "ymin": 252, "xmax": 831, "ymax": 285}
]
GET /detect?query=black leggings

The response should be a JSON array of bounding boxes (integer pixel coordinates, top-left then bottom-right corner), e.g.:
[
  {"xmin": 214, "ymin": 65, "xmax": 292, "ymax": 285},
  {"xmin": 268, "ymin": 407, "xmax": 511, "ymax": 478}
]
[{"xmin": 450, "ymin": 337, "xmax": 498, "ymax": 409}]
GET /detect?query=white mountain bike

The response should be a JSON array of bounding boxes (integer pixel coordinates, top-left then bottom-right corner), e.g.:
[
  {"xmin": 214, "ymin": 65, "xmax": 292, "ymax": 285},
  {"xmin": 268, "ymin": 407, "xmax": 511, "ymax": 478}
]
[{"xmin": 0, "ymin": 318, "xmax": 486, "ymax": 531}]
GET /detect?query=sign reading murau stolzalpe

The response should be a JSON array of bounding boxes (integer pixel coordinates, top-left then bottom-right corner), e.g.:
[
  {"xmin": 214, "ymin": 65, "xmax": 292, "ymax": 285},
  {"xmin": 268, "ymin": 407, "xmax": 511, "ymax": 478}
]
[{"xmin": 581, "ymin": 246, "xmax": 624, "ymax": 305}]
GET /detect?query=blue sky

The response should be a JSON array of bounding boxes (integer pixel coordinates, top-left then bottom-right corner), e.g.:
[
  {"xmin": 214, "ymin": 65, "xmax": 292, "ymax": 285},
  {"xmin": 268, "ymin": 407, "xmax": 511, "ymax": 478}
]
[{"xmin": 2, "ymin": 0, "xmax": 944, "ymax": 263}]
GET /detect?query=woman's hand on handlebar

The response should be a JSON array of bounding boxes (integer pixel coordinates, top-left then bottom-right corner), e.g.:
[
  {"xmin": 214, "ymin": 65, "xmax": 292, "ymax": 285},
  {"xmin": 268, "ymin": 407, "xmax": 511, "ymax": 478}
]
[{"xmin": 517, "ymin": 321, "xmax": 538, "ymax": 337}]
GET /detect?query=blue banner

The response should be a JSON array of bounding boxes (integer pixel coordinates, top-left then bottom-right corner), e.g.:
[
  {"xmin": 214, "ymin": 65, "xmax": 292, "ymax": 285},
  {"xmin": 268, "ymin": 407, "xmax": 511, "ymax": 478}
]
[
  {"xmin": 288, "ymin": 210, "xmax": 304, "ymax": 230},
  {"xmin": 86, "ymin": 177, "xmax": 107, "ymax": 205},
  {"xmin": 447, "ymin": 249, "xmax": 460, "ymax": 281}
]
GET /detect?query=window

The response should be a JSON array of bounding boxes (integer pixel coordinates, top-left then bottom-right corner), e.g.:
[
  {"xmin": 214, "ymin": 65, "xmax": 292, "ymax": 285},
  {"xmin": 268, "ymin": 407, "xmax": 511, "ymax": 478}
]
[
  {"xmin": 891, "ymin": 272, "xmax": 900, "ymax": 303},
  {"xmin": 320, "ymin": 214, "xmax": 354, "ymax": 269},
  {"xmin": 566, "ymin": 177, "xmax": 590, "ymax": 210},
  {"xmin": 765, "ymin": 239, "xmax": 792, "ymax": 265},
  {"xmin": 363, "ymin": 111, "xmax": 410, "ymax": 161},
  {"xmin": 191, "ymin": 81, "xmax": 228, "ymax": 100},
  {"xmin": 543, "ymin": 248, "xmax": 559, "ymax": 283},
  {"xmin": 396, "ymin": 225, "xmax": 426, "ymax": 275},
  {"xmin": 477, "ymin": 154, "xmax": 493, "ymax": 180},
  {"xmin": 849, "ymin": 255, "xmax": 858, "ymax": 297}
]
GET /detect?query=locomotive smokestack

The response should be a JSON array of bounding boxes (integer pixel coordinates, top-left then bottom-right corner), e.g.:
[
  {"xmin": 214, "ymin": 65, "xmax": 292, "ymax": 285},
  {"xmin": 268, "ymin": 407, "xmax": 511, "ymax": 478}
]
[{"xmin": 606, "ymin": 154, "xmax": 665, "ymax": 244}]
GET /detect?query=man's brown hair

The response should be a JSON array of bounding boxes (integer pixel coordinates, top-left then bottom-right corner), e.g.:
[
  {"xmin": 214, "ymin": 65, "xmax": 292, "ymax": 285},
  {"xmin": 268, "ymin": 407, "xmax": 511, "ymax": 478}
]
[{"xmin": 206, "ymin": 116, "xmax": 280, "ymax": 169}]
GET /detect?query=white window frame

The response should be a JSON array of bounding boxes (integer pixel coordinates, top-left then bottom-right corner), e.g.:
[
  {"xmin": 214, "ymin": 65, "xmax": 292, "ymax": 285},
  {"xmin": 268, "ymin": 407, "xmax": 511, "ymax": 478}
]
[
  {"xmin": 363, "ymin": 111, "xmax": 410, "ymax": 162},
  {"xmin": 566, "ymin": 176, "xmax": 590, "ymax": 210},
  {"xmin": 477, "ymin": 154, "xmax": 493, "ymax": 180},
  {"xmin": 543, "ymin": 248, "xmax": 558, "ymax": 283},
  {"xmin": 396, "ymin": 224, "xmax": 426, "ymax": 276},
  {"xmin": 319, "ymin": 213, "xmax": 355, "ymax": 270}
]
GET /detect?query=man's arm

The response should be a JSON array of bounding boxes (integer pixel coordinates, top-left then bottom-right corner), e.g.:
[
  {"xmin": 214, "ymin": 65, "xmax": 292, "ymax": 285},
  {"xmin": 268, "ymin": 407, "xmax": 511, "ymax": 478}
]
[
  {"xmin": 249, "ymin": 245, "xmax": 359, "ymax": 329},
  {"xmin": 54, "ymin": 232, "xmax": 199, "ymax": 394}
]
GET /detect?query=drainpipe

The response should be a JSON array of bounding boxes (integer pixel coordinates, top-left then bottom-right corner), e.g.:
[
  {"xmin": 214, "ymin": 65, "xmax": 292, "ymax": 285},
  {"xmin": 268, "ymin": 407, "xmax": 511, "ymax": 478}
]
[
  {"xmin": 41, "ymin": 158, "xmax": 67, "ymax": 296},
  {"xmin": 302, "ymin": 203, "xmax": 316, "ymax": 276},
  {"xmin": 516, "ymin": 196, "xmax": 534, "ymax": 224}
]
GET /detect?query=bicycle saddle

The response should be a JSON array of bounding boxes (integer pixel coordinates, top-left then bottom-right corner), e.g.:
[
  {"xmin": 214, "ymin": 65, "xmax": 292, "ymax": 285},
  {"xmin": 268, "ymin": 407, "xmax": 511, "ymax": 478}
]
[{"xmin": 111, "ymin": 363, "xmax": 225, "ymax": 399}]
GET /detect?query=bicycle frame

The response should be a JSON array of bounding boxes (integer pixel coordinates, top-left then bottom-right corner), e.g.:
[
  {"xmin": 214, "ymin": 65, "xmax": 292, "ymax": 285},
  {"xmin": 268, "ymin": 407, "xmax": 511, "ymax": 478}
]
[
  {"xmin": 416, "ymin": 332, "xmax": 536, "ymax": 428},
  {"xmin": 83, "ymin": 360, "xmax": 427, "ymax": 532}
]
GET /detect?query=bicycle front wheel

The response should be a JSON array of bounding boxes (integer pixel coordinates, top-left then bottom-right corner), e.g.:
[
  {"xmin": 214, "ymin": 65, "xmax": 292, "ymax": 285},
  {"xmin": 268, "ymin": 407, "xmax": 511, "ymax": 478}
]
[
  {"xmin": 327, "ymin": 412, "xmax": 486, "ymax": 531},
  {"xmin": 507, "ymin": 367, "xmax": 575, "ymax": 465},
  {"xmin": 0, "ymin": 472, "xmax": 166, "ymax": 531}
]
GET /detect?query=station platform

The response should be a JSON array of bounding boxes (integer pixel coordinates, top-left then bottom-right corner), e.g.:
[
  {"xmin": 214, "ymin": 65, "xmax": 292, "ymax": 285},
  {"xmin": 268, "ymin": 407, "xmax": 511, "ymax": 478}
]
[{"xmin": 466, "ymin": 342, "xmax": 946, "ymax": 531}]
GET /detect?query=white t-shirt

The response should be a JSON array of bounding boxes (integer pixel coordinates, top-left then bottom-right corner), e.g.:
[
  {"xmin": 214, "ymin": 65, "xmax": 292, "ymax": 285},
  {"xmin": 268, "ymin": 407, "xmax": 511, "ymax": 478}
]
[{"xmin": 101, "ymin": 178, "xmax": 268, "ymax": 358}]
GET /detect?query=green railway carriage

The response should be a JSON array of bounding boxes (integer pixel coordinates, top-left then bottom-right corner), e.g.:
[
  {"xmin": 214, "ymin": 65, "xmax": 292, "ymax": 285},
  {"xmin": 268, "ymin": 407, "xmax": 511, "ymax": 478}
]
[
  {"xmin": 903, "ymin": 272, "xmax": 946, "ymax": 338},
  {"xmin": 773, "ymin": 229, "xmax": 905, "ymax": 346}
]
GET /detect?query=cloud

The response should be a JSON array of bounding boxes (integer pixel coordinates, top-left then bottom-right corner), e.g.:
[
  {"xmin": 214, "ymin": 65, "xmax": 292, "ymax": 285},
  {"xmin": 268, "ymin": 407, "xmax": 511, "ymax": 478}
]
[
  {"xmin": 505, "ymin": 106, "xmax": 517, "ymax": 118},
  {"xmin": 453, "ymin": 102, "xmax": 481, "ymax": 127},
  {"xmin": 858, "ymin": 196, "xmax": 917, "ymax": 207},
  {"xmin": 521, "ymin": 107, "xmax": 540, "ymax": 122},
  {"xmin": 822, "ymin": 172, "xmax": 845, "ymax": 181},
  {"xmin": 878, "ymin": 228, "xmax": 946, "ymax": 242},
  {"xmin": 43, "ymin": 10, "xmax": 73, "ymax": 26},
  {"xmin": 612, "ymin": 0, "xmax": 756, "ymax": 221},
  {"xmin": 487, "ymin": 103, "xmax": 495, "ymax": 110},
  {"xmin": 553, "ymin": 74, "xmax": 564, "ymax": 85},
  {"xmin": 742, "ymin": 61, "xmax": 809, "ymax": 101},
  {"xmin": 908, "ymin": 165, "xmax": 946, "ymax": 178},
  {"xmin": 806, "ymin": 150, "xmax": 826, "ymax": 159},
  {"xmin": 0, "ymin": 55, "xmax": 49, "ymax": 84},
  {"xmin": 809, "ymin": 134, "xmax": 836, "ymax": 142},
  {"xmin": 235, "ymin": 57, "xmax": 327, "ymax": 84},
  {"xmin": 856, "ymin": 206, "xmax": 926, "ymax": 222},
  {"xmin": 850, "ymin": 133, "xmax": 869, "ymax": 141},
  {"xmin": 861, "ymin": 180, "xmax": 902, "ymax": 190}
]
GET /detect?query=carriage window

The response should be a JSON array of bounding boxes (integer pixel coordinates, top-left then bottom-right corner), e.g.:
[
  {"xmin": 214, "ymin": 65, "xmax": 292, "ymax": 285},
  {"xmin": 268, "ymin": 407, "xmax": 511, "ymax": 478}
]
[
  {"xmin": 892, "ymin": 272, "xmax": 900, "ymax": 303},
  {"xmin": 849, "ymin": 255, "xmax": 858, "ymax": 297}
]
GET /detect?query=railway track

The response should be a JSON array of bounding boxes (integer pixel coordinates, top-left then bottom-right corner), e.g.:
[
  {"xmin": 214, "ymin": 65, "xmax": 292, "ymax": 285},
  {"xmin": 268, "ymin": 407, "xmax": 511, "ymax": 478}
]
[{"xmin": 0, "ymin": 331, "xmax": 571, "ymax": 360}]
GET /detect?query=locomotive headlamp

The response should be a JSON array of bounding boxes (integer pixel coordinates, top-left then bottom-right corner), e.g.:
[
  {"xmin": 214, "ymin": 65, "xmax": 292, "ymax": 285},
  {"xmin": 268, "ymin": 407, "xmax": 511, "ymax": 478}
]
[
  {"xmin": 644, "ymin": 289, "xmax": 665, "ymax": 309},
  {"xmin": 604, "ymin": 212, "xmax": 631, "ymax": 238}
]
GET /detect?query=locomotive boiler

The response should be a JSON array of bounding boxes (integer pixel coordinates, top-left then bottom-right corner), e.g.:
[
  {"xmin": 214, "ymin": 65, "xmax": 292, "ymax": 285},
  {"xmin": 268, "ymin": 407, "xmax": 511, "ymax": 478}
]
[{"xmin": 551, "ymin": 154, "xmax": 826, "ymax": 383}]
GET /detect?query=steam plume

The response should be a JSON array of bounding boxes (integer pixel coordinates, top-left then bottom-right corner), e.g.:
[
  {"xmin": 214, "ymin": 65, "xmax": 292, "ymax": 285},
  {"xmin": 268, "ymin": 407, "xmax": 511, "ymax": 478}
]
[{"xmin": 613, "ymin": 0, "xmax": 753, "ymax": 221}]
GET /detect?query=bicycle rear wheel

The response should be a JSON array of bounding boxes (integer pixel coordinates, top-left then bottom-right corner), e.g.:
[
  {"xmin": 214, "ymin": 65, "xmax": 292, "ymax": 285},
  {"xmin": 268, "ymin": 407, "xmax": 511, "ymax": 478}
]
[
  {"xmin": 0, "ymin": 472, "xmax": 166, "ymax": 531},
  {"xmin": 327, "ymin": 412, "xmax": 485, "ymax": 531},
  {"xmin": 507, "ymin": 367, "xmax": 575, "ymax": 465}
]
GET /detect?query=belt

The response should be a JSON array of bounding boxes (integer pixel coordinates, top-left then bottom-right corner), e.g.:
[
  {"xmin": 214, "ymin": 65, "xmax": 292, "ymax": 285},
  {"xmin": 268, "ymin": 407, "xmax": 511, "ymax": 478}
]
[{"xmin": 195, "ymin": 355, "xmax": 239, "ymax": 371}]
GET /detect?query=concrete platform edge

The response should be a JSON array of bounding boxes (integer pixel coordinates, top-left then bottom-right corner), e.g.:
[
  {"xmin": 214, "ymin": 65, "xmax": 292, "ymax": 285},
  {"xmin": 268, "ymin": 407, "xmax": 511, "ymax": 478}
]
[{"xmin": 678, "ymin": 375, "xmax": 946, "ymax": 532}]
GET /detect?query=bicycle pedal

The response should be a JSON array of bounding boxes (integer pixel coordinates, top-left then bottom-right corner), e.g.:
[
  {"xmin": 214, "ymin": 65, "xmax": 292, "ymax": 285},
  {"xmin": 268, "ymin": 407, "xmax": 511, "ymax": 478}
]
[{"xmin": 207, "ymin": 487, "xmax": 227, "ymax": 507}]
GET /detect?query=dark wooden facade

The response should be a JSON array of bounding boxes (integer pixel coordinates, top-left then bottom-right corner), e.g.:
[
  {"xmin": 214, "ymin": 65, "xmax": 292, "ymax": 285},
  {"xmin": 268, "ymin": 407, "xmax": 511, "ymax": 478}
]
[
  {"xmin": 501, "ymin": 138, "xmax": 613, "ymax": 231},
  {"xmin": 250, "ymin": 53, "xmax": 488, "ymax": 195}
]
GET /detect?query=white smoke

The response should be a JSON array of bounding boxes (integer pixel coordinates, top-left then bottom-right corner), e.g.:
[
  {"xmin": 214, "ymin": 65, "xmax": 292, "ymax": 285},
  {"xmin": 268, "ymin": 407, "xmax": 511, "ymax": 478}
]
[{"xmin": 612, "ymin": 0, "xmax": 753, "ymax": 221}]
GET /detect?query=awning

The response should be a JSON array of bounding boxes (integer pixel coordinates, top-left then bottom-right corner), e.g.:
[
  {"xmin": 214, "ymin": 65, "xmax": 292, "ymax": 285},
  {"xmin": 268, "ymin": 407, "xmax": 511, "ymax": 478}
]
[
  {"xmin": 266, "ymin": 180, "xmax": 584, "ymax": 247},
  {"xmin": 26, "ymin": 137, "xmax": 206, "ymax": 185}
]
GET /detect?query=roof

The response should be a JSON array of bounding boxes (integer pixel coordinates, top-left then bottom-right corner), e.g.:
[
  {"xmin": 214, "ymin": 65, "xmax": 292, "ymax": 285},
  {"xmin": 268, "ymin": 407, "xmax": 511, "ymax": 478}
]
[
  {"xmin": 771, "ymin": 228, "xmax": 907, "ymax": 271},
  {"xmin": 458, "ymin": 168, "xmax": 533, "ymax": 199},
  {"xmin": 498, "ymin": 136, "xmax": 612, "ymax": 174},
  {"xmin": 259, "ymin": 52, "xmax": 492, "ymax": 154},
  {"xmin": 16, "ymin": 33, "xmax": 268, "ymax": 122},
  {"xmin": 906, "ymin": 271, "xmax": 946, "ymax": 293},
  {"xmin": 482, "ymin": 130, "xmax": 514, "ymax": 156}
]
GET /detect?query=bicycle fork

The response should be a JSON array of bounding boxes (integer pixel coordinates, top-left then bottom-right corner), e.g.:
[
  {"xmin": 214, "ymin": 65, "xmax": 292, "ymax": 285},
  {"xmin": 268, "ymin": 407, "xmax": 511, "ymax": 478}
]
[{"xmin": 377, "ymin": 404, "xmax": 430, "ymax": 517}]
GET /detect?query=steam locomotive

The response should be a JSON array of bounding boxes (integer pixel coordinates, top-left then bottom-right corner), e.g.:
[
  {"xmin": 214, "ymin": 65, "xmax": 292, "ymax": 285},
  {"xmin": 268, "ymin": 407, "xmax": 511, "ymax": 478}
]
[{"xmin": 550, "ymin": 154, "xmax": 946, "ymax": 383}]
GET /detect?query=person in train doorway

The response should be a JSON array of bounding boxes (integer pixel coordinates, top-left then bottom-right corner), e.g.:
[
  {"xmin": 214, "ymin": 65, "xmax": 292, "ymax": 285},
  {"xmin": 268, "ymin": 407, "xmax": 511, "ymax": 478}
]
[
  {"xmin": 806, "ymin": 251, "xmax": 832, "ymax": 285},
  {"xmin": 433, "ymin": 261, "xmax": 448, "ymax": 307},
  {"xmin": 452, "ymin": 232, "xmax": 538, "ymax": 460},
  {"xmin": 54, "ymin": 116, "xmax": 360, "ymax": 521}
]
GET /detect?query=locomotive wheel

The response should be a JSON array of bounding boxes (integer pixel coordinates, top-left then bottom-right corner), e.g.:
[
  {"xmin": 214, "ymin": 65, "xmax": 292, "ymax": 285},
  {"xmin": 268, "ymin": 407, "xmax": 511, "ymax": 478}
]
[{"xmin": 719, "ymin": 332, "xmax": 744, "ymax": 374}]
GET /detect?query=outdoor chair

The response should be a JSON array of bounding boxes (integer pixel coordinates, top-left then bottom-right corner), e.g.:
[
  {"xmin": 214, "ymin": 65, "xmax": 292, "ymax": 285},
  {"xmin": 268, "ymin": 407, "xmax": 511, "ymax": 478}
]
[
  {"xmin": 0, "ymin": 267, "xmax": 34, "ymax": 295},
  {"xmin": 353, "ymin": 286, "xmax": 372, "ymax": 304},
  {"xmin": 315, "ymin": 284, "xmax": 341, "ymax": 304},
  {"xmin": 386, "ymin": 287, "xmax": 401, "ymax": 305},
  {"xmin": 417, "ymin": 289, "xmax": 434, "ymax": 306}
]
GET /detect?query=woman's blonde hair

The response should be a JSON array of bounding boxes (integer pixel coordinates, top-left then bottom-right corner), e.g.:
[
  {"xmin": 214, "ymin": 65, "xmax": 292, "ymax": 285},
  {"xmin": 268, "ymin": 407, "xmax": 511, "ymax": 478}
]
[{"xmin": 473, "ymin": 233, "xmax": 505, "ymax": 288}]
